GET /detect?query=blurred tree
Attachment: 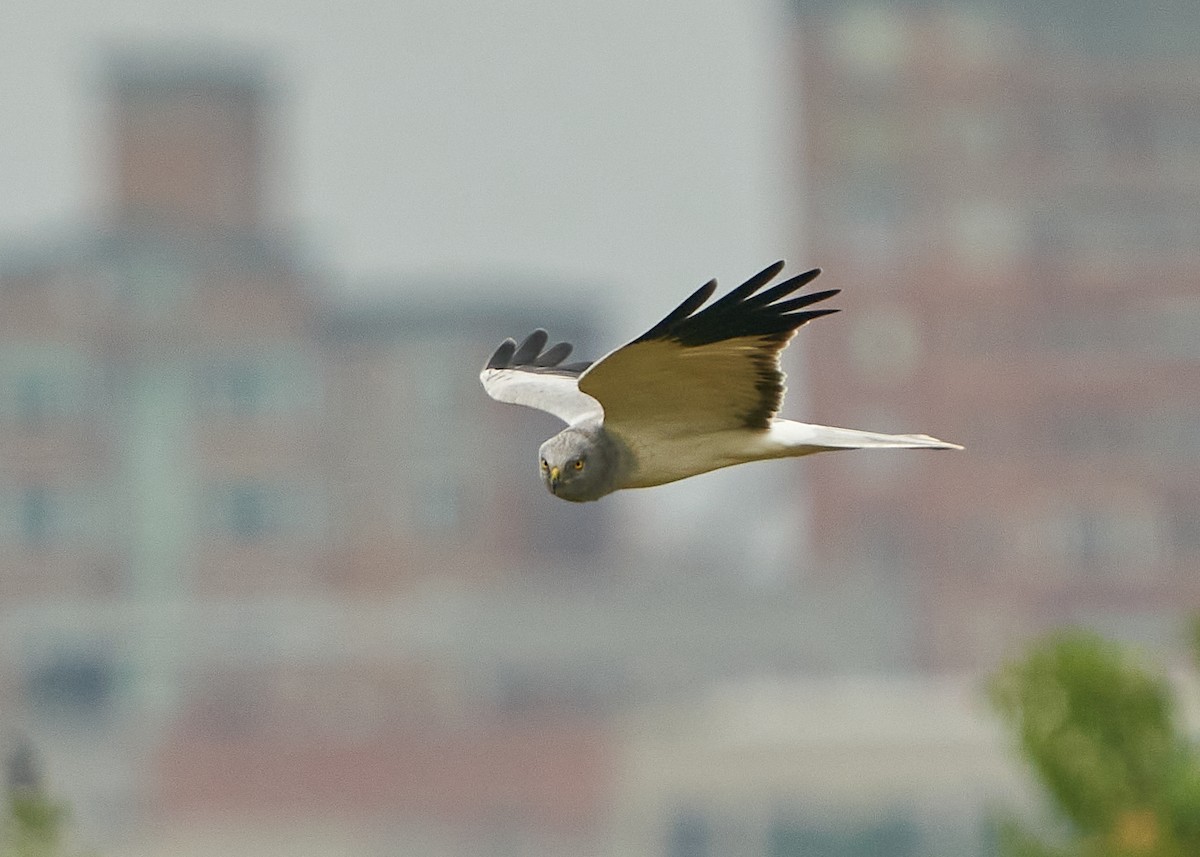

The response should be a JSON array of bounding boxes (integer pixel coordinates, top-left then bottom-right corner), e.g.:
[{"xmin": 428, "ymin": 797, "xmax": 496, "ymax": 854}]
[
  {"xmin": 989, "ymin": 623, "xmax": 1200, "ymax": 857},
  {"xmin": 0, "ymin": 743, "xmax": 78, "ymax": 857}
]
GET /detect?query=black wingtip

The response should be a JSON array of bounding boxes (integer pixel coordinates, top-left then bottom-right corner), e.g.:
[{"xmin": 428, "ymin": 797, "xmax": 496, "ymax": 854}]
[
  {"xmin": 636, "ymin": 278, "xmax": 719, "ymax": 343},
  {"xmin": 773, "ymin": 288, "xmax": 840, "ymax": 315},
  {"xmin": 639, "ymin": 261, "xmax": 836, "ymax": 346},
  {"xmin": 709, "ymin": 261, "xmax": 787, "ymax": 311},
  {"xmin": 762, "ymin": 260, "xmax": 787, "ymax": 278},
  {"xmin": 795, "ymin": 307, "xmax": 840, "ymax": 323}
]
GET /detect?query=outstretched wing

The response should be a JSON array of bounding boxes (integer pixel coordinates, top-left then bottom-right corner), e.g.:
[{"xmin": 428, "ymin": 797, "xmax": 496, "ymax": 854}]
[
  {"xmin": 577, "ymin": 261, "xmax": 838, "ymax": 441},
  {"xmin": 479, "ymin": 329, "xmax": 603, "ymax": 426}
]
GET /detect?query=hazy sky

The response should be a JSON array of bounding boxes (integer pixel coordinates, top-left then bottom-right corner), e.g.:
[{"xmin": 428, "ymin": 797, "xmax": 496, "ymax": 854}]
[{"xmin": 0, "ymin": 0, "xmax": 801, "ymax": 313}]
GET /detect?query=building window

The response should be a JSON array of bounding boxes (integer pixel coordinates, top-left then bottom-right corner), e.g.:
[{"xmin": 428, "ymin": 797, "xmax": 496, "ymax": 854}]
[
  {"xmin": 667, "ymin": 810, "xmax": 711, "ymax": 857},
  {"xmin": 414, "ymin": 477, "xmax": 461, "ymax": 531},
  {"xmin": 768, "ymin": 816, "xmax": 919, "ymax": 857},
  {"xmin": 207, "ymin": 481, "xmax": 285, "ymax": 542},
  {"xmin": 21, "ymin": 485, "xmax": 55, "ymax": 546},
  {"xmin": 15, "ymin": 373, "xmax": 51, "ymax": 430},
  {"xmin": 1155, "ymin": 108, "xmax": 1200, "ymax": 170},
  {"xmin": 119, "ymin": 252, "xmax": 189, "ymax": 320},
  {"xmin": 1048, "ymin": 407, "xmax": 1130, "ymax": 456},
  {"xmin": 200, "ymin": 359, "xmax": 266, "ymax": 416},
  {"xmin": 848, "ymin": 308, "xmax": 921, "ymax": 382},
  {"xmin": 192, "ymin": 674, "xmax": 262, "ymax": 738},
  {"xmin": 831, "ymin": 7, "xmax": 909, "ymax": 78},
  {"xmin": 1168, "ymin": 503, "xmax": 1200, "ymax": 557},
  {"xmin": 1021, "ymin": 498, "xmax": 1164, "ymax": 575},
  {"xmin": 840, "ymin": 177, "xmax": 910, "ymax": 233},
  {"xmin": 1145, "ymin": 298, "xmax": 1200, "ymax": 360},
  {"xmin": 226, "ymin": 361, "xmax": 265, "ymax": 415},
  {"xmin": 26, "ymin": 652, "xmax": 115, "ymax": 720},
  {"xmin": 197, "ymin": 351, "xmax": 318, "ymax": 417},
  {"xmin": 953, "ymin": 201, "xmax": 1026, "ymax": 269},
  {"xmin": 408, "ymin": 342, "xmax": 469, "ymax": 532},
  {"xmin": 940, "ymin": 108, "xmax": 1009, "ymax": 164},
  {"xmin": 1099, "ymin": 98, "xmax": 1155, "ymax": 161},
  {"xmin": 0, "ymin": 346, "xmax": 90, "ymax": 430},
  {"xmin": 1150, "ymin": 408, "xmax": 1200, "ymax": 459},
  {"xmin": 229, "ymin": 483, "xmax": 269, "ymax": 540}
]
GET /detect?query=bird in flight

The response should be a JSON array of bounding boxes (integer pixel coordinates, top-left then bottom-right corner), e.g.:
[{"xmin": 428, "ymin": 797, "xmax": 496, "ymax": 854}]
[{"xmin": 480, "ymin": 261, "xmax": 961, "ymax": 502}]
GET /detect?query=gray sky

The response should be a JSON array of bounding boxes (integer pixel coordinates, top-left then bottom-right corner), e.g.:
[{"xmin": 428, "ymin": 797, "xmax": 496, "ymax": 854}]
[{"xmin": 0, "ymin": 0, "xmax": 802, "ymax": 313}]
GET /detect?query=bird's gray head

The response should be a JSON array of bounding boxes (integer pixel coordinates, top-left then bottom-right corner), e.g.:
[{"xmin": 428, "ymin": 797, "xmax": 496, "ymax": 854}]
[{"xmin": 538, "ymin": 425, "xmax": 619, "ymax": 502}]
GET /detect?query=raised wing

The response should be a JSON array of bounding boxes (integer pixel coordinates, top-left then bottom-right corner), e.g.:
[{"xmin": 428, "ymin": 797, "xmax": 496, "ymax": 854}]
[
  {"xmin": 577, "ymin": 261, "xmax": 838, "ymax": 440},
  {"xmin": 479, "ymin": 329, "xmax": 602, "ymax": 426}
]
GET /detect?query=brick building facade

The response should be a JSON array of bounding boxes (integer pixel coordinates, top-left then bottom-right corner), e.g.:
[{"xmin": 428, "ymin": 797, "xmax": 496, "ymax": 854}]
[
  {"xmin": 0, "ymin": 56, "xmax": 614, "ymax": 849},
  {"xmin": 795, "ymin": 4, "xmax": 1200, "ymax": 668}
]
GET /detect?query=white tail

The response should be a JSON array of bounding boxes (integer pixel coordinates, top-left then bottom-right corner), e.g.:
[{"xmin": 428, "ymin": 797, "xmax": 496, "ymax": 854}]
[{"xmin": 767, "ymin": 419, "xmax": 963, "ymax": 454}]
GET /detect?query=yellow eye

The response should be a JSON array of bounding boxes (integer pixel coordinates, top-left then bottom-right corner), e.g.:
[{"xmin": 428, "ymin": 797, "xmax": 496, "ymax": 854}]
[
  {"xmin": 573, "ymin": 459, "xmax": 585, "ymax": 471},
  {"xmin": 540, "ymin": 459, "xmax": 548, "ymax": 471}
]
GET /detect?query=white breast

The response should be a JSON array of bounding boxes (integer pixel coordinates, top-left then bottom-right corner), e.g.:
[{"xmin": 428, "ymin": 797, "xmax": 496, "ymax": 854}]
[{"xmin": 615, "ymin": 427, "xmax": 774, "ymax": 489}]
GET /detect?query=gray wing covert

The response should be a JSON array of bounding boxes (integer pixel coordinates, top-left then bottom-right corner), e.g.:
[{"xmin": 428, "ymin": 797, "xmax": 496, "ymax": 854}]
[{"xmin": 479, "ymin": 329, "xmax": 602, "ymax": 426}]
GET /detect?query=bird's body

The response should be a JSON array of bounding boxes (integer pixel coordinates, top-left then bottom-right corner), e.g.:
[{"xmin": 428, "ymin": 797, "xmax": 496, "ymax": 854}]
[{"xmin": 481, "ymin": 262, "xmax": 961, "ymax": 502}]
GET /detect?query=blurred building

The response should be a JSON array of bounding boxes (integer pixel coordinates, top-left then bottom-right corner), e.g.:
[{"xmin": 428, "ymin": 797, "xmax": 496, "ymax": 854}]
[
  {"xmin": 609, "ymin": 675, "xmax": 1024, "ymax": 857},
  {"xmin": 794, "ymin": 3, "xmax": 1200, "ymax": 668},
  {"xmin": 0, "ymin": 54, "xmax": 618, "ymax": 851},
  {"xmin": 0, "ymin": 58, "xmax": 332, "ymax": 832}
]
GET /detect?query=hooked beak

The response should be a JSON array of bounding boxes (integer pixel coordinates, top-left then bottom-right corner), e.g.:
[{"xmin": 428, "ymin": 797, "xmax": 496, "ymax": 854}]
[{"xmin": 548, "ymin": 465, "xmax": 560, "ymax": 493}]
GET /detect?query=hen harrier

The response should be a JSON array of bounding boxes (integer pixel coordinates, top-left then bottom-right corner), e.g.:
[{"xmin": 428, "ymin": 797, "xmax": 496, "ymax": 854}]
[{"xmin": 481, "ymin": 261, "xmax": 961, "ymax": 501}]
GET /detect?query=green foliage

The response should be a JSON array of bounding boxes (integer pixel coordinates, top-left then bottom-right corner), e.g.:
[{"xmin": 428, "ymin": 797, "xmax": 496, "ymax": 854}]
[
  {"xmin": 989, "ymin": 627, "xmax": 1200, "ymax": 857},
  {"xmin": 0, "ymin": 790, "xmax": 71, "ymax": 857}
]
